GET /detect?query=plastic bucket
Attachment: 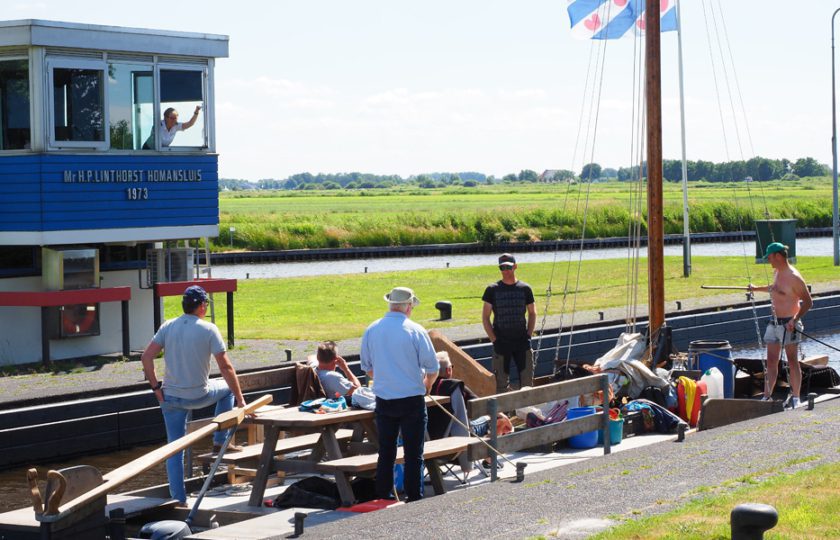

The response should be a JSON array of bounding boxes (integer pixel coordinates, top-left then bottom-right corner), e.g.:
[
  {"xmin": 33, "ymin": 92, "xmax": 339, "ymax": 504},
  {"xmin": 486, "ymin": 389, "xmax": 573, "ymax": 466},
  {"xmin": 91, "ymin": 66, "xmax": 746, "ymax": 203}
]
[
  {"xmin": 689, "ymin": 340, "xmax": 734, "ymax": 398},
  {"xmin": 596, "ymin": 418, "xmax": 624, "ymax": 445},
  {"xmin": 567, "ymin": 406, "xmax": 598, "ymax": 449}
]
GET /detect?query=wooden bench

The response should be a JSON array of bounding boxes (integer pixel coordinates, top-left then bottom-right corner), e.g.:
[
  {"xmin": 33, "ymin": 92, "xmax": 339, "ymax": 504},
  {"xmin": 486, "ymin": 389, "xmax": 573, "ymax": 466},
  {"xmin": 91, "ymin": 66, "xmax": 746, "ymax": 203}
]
[
  {"xmin": 315, "ymin": 436, "xmax": 473, "ymax": 506},
  {"xmin": 467, "ymin": 375, "xmax": 610, "ymax": 464},
  {"xmin": 196, "ymin": 429, "xmax": 354, "ymax": 484}
]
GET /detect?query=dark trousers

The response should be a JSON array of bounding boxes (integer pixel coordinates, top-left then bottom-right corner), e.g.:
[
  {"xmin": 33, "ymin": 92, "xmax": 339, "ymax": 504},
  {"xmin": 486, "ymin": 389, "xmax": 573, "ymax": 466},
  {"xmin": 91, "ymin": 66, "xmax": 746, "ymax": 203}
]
[{"xmin": 374, "ymin": 395, "xmax": 427, "ymax": 502}]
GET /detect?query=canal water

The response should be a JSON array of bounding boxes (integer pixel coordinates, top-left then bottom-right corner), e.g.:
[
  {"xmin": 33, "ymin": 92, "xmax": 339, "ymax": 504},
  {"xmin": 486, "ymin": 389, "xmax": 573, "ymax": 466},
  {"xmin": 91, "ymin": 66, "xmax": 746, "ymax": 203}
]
[{"xmin": 209, "ymin": 237, "xmax": 837, "ymax": 279}]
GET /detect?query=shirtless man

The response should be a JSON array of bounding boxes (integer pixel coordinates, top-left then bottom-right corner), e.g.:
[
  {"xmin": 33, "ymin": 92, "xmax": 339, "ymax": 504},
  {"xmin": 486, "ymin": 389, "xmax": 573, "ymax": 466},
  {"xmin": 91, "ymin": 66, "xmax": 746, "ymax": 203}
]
[{"xmin": 748, "ymin": 242, "xmax": 813, "ymax": 408}]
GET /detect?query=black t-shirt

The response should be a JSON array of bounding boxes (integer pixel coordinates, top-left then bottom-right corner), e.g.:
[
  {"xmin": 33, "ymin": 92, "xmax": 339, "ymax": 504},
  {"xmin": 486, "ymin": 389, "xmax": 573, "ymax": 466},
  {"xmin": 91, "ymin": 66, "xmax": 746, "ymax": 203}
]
[{"xmin": 482, "ymin": 280, "xmax": 535, "ymax": 341}]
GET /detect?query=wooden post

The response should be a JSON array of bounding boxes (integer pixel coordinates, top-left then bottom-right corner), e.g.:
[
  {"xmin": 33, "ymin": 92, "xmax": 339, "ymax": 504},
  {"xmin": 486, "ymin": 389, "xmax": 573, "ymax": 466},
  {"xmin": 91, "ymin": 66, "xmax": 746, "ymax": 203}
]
[
  {"xmin": 120, "ymin": 300, "xmax": 130, "ymax": 358},
  {"xmin": 41, "ymin": 307, "xmax": 51, "ymax": 367},
  {"xmin": 601, "ymin": 374, "xmax": 611, "ymax": 455},
  {"xmin": 226, "ymin": 291, "xmax": 235, "ymax": 348},
  {"xmin": 488, "ymin": 398, "xmax": 498, "ymax": 482},
  {"xmin": 152, "ymin": 285, "xmax": 162, "ymax": 333},
  {"xmin": 646, "ymin": 0, "xmax": 665, "ymax": 355}
]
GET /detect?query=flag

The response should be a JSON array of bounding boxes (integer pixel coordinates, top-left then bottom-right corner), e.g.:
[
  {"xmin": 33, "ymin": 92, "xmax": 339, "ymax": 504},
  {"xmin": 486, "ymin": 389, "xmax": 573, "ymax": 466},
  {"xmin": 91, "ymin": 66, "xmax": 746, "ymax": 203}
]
[{"xmin": 568, "ymin": 0, "xmax": 678, "ymax": 40}]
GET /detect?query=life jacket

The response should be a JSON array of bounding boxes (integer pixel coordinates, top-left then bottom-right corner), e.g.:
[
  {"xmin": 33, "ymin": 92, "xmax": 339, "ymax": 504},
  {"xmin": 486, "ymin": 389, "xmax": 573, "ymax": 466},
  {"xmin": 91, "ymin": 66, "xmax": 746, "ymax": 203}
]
[{"xmin": 677, "ymin": 377, "xmax": 707, "ymax": 427}]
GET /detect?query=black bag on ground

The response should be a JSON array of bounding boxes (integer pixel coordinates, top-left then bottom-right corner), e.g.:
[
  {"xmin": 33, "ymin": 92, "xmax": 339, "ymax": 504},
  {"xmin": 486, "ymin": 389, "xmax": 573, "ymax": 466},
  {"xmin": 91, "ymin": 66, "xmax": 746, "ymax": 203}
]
[
  {"xmin": 272, "ymin": 476, "xmax": 380, "ymax": 510},
  {"xmin": 273, "ymin": 477, "xmax": 340, "ymax": 510},
  {"xmin": 639, "ymin": 385, "xmax": 668, "ymax": 408}
]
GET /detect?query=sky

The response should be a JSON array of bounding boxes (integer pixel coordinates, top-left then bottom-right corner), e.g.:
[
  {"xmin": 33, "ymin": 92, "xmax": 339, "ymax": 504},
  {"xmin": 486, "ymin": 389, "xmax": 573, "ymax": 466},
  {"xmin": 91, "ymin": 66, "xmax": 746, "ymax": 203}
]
[{"xmin": 4, "ymin": 0, "xmax": 838, "ymax": 180}]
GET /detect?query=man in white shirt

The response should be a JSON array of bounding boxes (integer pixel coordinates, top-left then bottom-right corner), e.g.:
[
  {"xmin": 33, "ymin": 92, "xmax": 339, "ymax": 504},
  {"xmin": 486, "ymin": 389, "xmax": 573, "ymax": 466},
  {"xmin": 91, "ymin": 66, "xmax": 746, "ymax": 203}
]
[{"xmin": 144, "ymin": 105, "xmax": 202, "ymax": 148}]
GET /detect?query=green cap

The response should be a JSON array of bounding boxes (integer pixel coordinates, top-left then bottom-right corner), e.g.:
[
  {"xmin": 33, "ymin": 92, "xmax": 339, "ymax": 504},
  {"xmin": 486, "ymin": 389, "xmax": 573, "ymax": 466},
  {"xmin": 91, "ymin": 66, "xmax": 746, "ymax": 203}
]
[{"xmin": 763, "ymin": 242, "xmax": 787, "ymax": 258}]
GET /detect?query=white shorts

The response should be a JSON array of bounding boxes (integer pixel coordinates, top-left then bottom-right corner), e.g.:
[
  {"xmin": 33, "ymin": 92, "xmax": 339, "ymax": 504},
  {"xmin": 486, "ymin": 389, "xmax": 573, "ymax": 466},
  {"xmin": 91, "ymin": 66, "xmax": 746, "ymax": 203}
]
[{"xmin": 764, "ymin": 318, "xmax": 803, "ymax": 346}]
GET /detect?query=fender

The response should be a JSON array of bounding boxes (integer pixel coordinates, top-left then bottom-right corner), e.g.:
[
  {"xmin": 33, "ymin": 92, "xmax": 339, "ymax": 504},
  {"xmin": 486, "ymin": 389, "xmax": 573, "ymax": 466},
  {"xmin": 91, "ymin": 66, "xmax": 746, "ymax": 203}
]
[{"xmin": 62, "ymin": 304, "xmax": 96, "ymax": 335}]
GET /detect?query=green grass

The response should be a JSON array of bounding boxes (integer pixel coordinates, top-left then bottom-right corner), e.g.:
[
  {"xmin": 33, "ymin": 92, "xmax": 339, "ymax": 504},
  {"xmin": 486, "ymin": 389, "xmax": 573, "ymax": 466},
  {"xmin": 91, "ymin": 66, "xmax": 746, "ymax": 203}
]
[
  {"xmin": 214, "ymin": 179, "xmax": 835, "ymax": 251},
  {"xmin": 165, "ymin": 255, "xmax": 840, "ymax": 341},
  {"xmin": 587, "ymin": 460, "xmax": 840, "ymax": 539}
]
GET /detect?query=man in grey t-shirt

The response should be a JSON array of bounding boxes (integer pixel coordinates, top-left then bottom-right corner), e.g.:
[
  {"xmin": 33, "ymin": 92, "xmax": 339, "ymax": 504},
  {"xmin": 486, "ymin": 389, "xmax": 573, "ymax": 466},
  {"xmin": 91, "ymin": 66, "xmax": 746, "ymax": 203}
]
[
  {"xmin": 315, "ymin": 341, "xmax": 361, "ymax": 398},
  {"xmin": 141, "ymin": 285, "xmax": 247, "ymax": 504}
]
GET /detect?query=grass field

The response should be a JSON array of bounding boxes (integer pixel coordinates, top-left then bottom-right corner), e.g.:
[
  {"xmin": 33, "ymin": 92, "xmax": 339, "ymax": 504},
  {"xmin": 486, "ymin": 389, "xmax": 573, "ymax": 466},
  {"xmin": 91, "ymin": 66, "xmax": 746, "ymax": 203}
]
[
  {"xmin": 582, "ymin": 460, "xmax": 840, "ymax": 539},
  {"xmin": 168, "ymin": 255, "xmax": 840, "ymax": 342},
  {"xmin": 216, "ymin": 179, "xmax": 833, "ymax": 251}
]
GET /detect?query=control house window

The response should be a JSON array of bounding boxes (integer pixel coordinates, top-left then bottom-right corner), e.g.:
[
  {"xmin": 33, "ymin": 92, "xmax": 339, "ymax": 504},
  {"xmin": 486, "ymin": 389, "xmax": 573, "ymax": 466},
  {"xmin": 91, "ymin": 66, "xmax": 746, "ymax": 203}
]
[
  {"xmin": 51, "ymin": 63, "xmax": 106, "ymax": 148},
  {"xmin": 0, "ymin": 59, "xmax": 30, "ymax": 150},
  {"xmin": 158, "ymin": 68, "xmax": 206, "ymax": 149},
  {"xmin": 108, "ymin": 62, "xmax": 153, "ymax": 150}
]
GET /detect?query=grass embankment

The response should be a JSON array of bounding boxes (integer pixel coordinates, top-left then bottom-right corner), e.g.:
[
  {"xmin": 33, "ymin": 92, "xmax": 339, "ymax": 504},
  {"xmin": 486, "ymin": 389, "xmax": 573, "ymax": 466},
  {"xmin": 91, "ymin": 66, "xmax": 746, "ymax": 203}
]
[
  {"xmin": 583, "ymin": 460, "xmax": 840, "ymax": 539},
  {"xmin": 215, "ymin": 179, "xmax": 833, "ymax": 251},
  {"xmin": 168, "ymin": 255, "xmax": 840, "ymax": 342}
]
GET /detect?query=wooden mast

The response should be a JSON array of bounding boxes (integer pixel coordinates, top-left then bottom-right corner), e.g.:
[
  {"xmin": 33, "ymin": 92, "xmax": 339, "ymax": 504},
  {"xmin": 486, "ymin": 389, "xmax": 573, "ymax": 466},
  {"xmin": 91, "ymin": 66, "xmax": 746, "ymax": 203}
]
[{"xmin": 645, "ymin": 0, "xmax": 665, "ymax": 352}]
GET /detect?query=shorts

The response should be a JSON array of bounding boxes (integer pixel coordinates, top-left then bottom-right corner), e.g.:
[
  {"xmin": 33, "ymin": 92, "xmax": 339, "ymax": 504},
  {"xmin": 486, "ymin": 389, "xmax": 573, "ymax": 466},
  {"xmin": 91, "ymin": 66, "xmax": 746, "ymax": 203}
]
[{"xmin": 763, "ymin": 317, "xmax": 802, "ymax": 345}]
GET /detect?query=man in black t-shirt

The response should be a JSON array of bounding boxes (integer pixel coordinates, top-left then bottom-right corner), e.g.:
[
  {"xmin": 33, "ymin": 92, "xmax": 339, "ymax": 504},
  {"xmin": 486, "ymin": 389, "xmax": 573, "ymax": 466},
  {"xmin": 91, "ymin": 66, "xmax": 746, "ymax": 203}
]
[{"xmin": 481, "ymin": 253, "xmax": 536, "ymax": 393}]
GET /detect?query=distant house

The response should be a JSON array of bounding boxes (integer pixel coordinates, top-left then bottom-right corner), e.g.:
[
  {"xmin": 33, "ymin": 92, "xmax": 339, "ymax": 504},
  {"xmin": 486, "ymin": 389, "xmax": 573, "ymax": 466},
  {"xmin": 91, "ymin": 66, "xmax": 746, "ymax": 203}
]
[{"xmin": 540, "ymin": 169, "xmax": 573, "ymax": 183}]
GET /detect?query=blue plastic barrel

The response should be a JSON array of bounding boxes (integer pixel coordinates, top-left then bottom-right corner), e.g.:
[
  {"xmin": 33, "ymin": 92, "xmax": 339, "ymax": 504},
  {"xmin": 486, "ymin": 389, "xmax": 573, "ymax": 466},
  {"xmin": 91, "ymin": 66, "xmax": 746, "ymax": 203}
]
[
  {"xmin": 689, "ymin": 340, "xmax": 734, "ymax": 398},
  {"xmin": 567, "ymin": 406, "xmax": 599, "ymax": 448}
]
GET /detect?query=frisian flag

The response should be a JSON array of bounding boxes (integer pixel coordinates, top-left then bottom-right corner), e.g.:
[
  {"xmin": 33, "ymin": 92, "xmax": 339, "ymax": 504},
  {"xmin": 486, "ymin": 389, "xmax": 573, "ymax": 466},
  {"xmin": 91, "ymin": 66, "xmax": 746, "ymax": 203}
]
[{"xmin": 568, "ymin": 0, "xmax": 678, "ymax": 40}]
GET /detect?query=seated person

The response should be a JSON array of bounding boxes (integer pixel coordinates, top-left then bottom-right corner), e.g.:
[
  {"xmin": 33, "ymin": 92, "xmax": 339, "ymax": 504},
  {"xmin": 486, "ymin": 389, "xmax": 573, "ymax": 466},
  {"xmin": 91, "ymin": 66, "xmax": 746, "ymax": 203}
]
[
  {"xmin": 315, "ymin": 341, "xmax": 361, "ymax": 398},
  {"xmin": 429, "ymin": 352, "xmax": 512, "ymax": 475}
]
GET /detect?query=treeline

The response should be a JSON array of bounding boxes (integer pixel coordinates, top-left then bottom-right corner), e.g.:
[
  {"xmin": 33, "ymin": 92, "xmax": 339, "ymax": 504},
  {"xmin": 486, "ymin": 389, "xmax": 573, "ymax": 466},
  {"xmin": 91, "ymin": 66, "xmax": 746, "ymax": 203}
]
[
  {"xmin": 612, "ymin": 156, "xmax": 828, "ymax": 182},
  {"xmin": 219, "ymin": 156, "xmax": 828, "ymax": 191}
]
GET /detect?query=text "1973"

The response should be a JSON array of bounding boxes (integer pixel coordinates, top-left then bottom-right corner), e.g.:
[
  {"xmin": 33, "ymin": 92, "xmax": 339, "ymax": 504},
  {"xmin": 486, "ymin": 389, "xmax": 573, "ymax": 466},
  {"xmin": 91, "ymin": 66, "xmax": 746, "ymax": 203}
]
[{"xmin": 126, "ymin": 188, "xmax": 148, "ymax": 200}]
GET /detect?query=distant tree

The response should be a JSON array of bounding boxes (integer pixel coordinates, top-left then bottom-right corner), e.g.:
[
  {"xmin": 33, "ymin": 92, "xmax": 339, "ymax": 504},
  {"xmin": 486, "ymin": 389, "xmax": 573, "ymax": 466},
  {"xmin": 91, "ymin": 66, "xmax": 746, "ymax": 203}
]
[
  {"xmin": 518, "ymin": 169, "xmax": 539, "ymax": 182},
  {"xmin": 359, "ymin": 181, "xmax": 376, "ymax": 189},
  {"xmin": 322, "ymin": 181, "xmax": 341, "ymax": 189},
  {"xmin": 580, "ymin": 163, "xmax": 601, "ymax": 181},
  {"xmin": 792, "ymin": 157, "xmax": 828, "ymax": 177},
  {"xmin": 418, "ymin": 179, "xmax": 438, "ymax": 188},
  {"xmin": 601, "ymin": 167, "xmax": 618, "ymax": 179},
  {"xmin": 485, "ymin": 175, "xmax": 496, "ymax": 185},
  {"xmin": 344, "ymin": 181, "xmax": 359, "ymax": 189},
  {"xmin": 502, "ymin": 173, "xmax": 518, "ymax": 183},
  {"xmin": 463, "ymin": 179, "xmax": 478, "ymax": 187}
]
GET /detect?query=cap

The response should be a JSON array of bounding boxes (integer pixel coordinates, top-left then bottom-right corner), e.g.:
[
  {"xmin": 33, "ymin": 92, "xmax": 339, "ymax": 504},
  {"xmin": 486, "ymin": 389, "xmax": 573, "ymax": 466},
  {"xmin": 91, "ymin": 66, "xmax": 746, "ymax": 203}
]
[
  {"xmin": 498, "ymin": 253, "xmax": 516, "ymax": 268},
  {"xmin": 182, "ymin": 285, "xmax": 210, "ymax": 310},
  {"xmin": 384, "ymin": 286, "xmax": 420, "ymax": 306},
  {"xmin": 763, "ymin": 242, "xmax": 788, "ymax": 259}
]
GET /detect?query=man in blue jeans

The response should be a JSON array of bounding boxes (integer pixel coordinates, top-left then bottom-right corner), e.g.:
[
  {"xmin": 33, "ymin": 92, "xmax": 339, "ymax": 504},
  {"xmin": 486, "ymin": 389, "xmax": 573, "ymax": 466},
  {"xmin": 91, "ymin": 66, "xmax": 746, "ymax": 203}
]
[
  {"xmin": 141, "ymin": 285, "xmax": 247, "ymax": 504},
  {"xmin": 361, "ymin": 286, "xmax": 439, "ymax": 502}
]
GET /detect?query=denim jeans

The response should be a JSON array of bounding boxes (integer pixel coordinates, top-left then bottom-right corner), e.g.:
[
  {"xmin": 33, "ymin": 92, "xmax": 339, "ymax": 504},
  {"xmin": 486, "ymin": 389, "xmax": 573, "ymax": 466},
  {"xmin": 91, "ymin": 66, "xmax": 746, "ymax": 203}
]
[
  {"xmin": 374, "ymin": 395, "xmax": 427, "ymax": 502},
  {"xmin": 160, "ymin": 379, "xmax": 234, "ymax": 502}
]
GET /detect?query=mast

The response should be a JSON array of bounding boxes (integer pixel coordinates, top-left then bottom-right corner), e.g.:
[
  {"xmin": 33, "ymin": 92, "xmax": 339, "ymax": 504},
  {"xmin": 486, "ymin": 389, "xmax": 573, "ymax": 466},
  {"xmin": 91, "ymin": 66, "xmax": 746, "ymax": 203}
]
[{"xmin": 646, "ymin": 0, "xmax": 665, "ymax": 349}]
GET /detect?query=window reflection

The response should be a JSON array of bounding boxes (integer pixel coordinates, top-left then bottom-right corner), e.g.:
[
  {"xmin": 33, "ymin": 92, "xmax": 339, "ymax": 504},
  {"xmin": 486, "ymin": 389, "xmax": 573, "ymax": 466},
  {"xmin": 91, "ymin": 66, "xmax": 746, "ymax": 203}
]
[
  {"xmin": 108, "ymin": 63, "xmax": 153, "ymax": 150},
  {"xmin": 0, "ymin": 59, "xmax": 30, "ymax": 150},
  {"xmin": 159, "ymin": 69, "xmax": 205, "ymax": 148},
  {"xmin": 53, "ymin": 67, "xmax": 104, "ymax": 142}
]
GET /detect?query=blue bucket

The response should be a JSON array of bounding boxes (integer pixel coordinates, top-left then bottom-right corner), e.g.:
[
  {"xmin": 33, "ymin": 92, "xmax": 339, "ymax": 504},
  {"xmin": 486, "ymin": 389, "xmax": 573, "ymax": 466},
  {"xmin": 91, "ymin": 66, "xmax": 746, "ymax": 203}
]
[
  {"xmin": 597, "ymin": 418, "xmax": 624, "ymax": 445},
  {"xmin": 567, "ymin": 406, "xmax": 598, "ymax": 449},
  {"xmin": 690, "ymin": 340, "xmax": 734, "ymax": 398}
]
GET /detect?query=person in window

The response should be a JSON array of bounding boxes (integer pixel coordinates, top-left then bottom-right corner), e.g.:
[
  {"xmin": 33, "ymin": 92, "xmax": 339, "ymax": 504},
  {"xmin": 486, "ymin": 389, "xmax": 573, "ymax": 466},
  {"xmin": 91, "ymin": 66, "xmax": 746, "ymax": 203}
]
[{"xmin": 144, "ymin": 105, "xmax": 201, "ymax": 148}]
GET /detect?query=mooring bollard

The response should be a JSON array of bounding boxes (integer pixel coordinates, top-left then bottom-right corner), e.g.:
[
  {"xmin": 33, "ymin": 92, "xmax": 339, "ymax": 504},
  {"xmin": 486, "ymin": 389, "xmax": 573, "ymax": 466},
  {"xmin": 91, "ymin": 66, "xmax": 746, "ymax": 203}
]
[
  {"xmin": 446, "ymin": 262, "xmax": 450, "ymax": 268},
  {"xmin": 677, "ymin": 422, "xmax": 687, "ymax": 442},
  {"xmin": 598, "ymin": 311, "xmax": 604, "ymax": 321},
  {"xmin": 515, "ymin": 462, "xmax": 527, "ymax": 482},
  {"xmin": 676, "ymin": 301, "xmax": 682, "ymax": 310},
  {"xmin": 108, "ymin": 508, "xmax": 126, "ymax": 540},
  {"xmin": 285, "ymin": 349, "xmax": 292, "ymax": 362},
  {"xmin": 435, "ymin": 301, "xmax": 452, "ymax": 320},
  {"xmin": 293, "ymin": 512, "xmax": 307, "ymax": 537},
  {"xmin": 364, "ymin": 266, "xmax": 368, "ymax": 273},
  {"xmin": 731, "ymin": 503, "xmax": 778, "ymax": 540},
  {"xmin": 246, "ymin": 273, "xmax": 250, "ymax": 279},
  {"xmin": 807, "ymin": 392, "xmax": 817, "ymax": 410}
]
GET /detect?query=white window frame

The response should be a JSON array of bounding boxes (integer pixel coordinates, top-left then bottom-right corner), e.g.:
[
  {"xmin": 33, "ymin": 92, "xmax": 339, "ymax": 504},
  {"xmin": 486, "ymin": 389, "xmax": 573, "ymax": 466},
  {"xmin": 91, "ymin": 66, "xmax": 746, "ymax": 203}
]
[
  {"xmin": 154, "ymin": 63, "xmax": 208, "ymax": 152},
  {"xmin": 104, "ymin": 57, "xmax": 156, "ymax": 153},
  {"xmin": 46, "ymin": 58, "xmax": 109, "ymax": 151}
]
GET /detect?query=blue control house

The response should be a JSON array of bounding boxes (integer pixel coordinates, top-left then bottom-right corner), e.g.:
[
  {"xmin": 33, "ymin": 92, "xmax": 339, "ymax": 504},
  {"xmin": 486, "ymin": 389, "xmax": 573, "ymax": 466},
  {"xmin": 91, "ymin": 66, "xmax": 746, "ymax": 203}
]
[{"xmin": 0, "ymin": 20, "xmax": 231, "ymax": 365}]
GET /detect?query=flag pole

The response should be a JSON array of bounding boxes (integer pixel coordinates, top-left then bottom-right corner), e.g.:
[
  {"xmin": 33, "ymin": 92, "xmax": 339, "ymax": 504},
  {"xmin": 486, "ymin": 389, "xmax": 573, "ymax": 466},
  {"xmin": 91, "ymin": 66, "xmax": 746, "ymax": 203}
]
[{"xmin": 676, "ymin": 0, "xmax": 691, "ymax": 276}]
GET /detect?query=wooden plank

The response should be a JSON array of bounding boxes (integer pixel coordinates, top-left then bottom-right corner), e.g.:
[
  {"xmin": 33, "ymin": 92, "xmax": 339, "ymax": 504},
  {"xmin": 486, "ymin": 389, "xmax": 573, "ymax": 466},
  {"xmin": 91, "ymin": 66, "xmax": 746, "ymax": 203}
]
[
  {"xmin": 429, "ymin": 329, "xmax": 496, "ymax": 397},
  {"xmin": 468, "ymin": 375, "xmax": 603, "ymax": 417},
  {"xmin": 316, "ymin": 436, "xmax": 472, "ymax": 474},
  {"xmin": 238, "ymin": 368, "xmax": 295, "ymax": 392},
  {"xmin": 468, "ymin": 416, "xmax": 602, "ymax": 460},
  {"xmin": 698, "ymin": 398, "xmax": 783, "ymax": 431},
  {"xmin": 195, "ymin": 429, "xmax": 353, "ymax": 465}
]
